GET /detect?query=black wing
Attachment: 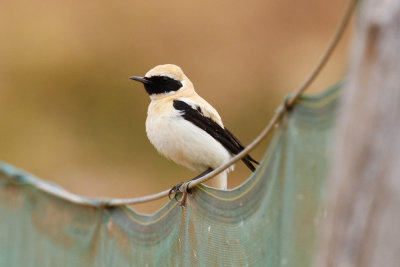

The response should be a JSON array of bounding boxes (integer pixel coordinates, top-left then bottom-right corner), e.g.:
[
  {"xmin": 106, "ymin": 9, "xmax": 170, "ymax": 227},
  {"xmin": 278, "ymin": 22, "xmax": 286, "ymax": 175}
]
[{"xmin": 173, "ymin": 100, "xmax": 259, "ymax": 172}]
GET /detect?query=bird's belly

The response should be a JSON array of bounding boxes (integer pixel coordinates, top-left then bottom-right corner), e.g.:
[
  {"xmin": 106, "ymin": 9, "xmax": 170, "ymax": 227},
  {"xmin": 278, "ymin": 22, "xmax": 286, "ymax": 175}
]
[{"xmin": 146, "ymin": 115, "xmax": 231, "ymax": 172}]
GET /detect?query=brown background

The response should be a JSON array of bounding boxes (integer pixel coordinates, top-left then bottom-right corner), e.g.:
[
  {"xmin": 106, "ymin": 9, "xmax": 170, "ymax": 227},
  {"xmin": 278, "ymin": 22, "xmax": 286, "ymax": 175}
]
[{"xmin": 0, "ymin": 0, "xmax": 351, "ymax": 212}]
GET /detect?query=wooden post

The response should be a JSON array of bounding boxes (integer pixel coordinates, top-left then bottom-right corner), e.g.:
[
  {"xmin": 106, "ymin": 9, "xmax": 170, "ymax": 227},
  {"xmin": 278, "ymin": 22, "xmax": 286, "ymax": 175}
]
[{"xmin": 315, "ymin": 0, "xmax": 400, "ymax": 266}]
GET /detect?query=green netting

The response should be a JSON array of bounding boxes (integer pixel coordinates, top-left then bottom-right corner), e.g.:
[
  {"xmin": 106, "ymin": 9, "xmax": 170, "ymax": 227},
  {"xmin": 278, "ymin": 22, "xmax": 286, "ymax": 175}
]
[{"xmin": 0, "ymin": 84, "xmax": 340, "ymax": 267}]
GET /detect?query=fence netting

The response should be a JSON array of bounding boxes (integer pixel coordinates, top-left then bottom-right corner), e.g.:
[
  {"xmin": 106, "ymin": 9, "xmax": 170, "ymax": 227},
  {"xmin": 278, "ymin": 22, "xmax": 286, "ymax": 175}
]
[{"xmin": 0, "ymin": 84, "xmax": 340, "ymax": 267}]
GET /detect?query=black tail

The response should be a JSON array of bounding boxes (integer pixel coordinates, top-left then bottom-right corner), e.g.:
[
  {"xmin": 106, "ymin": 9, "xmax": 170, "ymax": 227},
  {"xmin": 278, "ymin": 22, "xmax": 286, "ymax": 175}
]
[
  {"xmin": 172, "ymin": 100, "xmax": 260, "ymax": 172},
  {"xmin": 241, "ymin": 154, "xmax": 259, "ymax": 172}
]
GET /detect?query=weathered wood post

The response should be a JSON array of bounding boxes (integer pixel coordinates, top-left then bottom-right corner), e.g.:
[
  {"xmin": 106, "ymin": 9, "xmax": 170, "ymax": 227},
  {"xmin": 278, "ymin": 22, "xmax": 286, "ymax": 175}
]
[{"xmin": 315, "ymin": 0, "xmax": 400, "ymax": 266}]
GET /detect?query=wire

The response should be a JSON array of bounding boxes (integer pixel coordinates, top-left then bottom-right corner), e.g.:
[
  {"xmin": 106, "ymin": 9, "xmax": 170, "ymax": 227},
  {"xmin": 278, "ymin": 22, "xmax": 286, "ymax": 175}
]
[{"xmin": 102, "ymin": 0, "xmax": 358, "ymax": 206}]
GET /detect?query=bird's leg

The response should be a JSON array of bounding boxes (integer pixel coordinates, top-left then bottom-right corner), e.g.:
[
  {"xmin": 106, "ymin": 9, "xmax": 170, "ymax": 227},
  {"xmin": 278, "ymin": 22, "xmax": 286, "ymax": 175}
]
[
  {"xmin": 179, "ymin": 167, "xmax": 214, "ymax": 206},
  {"xmin": 168, "ymin": 168, "xmax": 214, "ymax": 206},
  {"xmin": 185, "ymin": 167, "xmax": 214, "ymax": 193}
]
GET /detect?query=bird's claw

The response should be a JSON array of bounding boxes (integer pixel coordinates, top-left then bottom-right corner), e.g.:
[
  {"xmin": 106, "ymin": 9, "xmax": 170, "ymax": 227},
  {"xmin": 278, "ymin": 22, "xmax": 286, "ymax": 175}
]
[
  {"xmin": 168, "ymin": 182, "xmax": 184, "ymax": 201},
  {"xmin": 168, "ymin": 182, "xmax": 191, "ymax": 206}
]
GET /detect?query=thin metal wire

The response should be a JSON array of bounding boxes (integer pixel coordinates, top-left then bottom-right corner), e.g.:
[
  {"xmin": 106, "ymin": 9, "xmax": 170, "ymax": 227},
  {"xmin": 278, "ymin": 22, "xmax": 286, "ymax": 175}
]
[{"xmin": 104, "ymin": 0, "xmax": 357, "ymax": 206}]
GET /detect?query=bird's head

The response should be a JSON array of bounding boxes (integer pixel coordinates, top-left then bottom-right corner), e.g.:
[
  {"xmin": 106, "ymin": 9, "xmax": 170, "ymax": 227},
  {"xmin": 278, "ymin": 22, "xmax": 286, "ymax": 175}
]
[{"xmin": 130, "ymin": 64, "xmax": 194, "ymax": 99}]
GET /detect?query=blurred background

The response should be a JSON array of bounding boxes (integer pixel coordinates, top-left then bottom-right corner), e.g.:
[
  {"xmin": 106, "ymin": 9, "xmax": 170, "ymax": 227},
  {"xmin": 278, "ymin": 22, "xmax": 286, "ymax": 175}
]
[{"xmin": 0, "ymin": 0, "xmax": 352, "ymax": 213}]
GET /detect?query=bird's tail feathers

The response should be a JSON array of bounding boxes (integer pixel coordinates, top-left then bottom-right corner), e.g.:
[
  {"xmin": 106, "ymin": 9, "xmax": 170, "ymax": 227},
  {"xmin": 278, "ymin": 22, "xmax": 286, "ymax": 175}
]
[
  {"xmin": 248, "ymin": 155, "xmax": 259, "ymax": 165},
  {"xmin": 241, "ymin": 154, "xmax": 259, "ymax": 172}
]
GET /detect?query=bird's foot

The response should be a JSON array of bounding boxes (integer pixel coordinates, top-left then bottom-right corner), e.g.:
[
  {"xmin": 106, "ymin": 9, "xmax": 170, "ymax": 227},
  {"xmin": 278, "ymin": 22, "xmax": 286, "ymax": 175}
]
[
  {"xmin": 168, "ymin": 182, "xmax": 183, "ymax": 201},
  {"xmin": 168, "ymin": 182, "xmax": 191, "ymax": 206},
  {"xmin": 168, "ymin": 168, "xmax": 213, "ymax": 206}
]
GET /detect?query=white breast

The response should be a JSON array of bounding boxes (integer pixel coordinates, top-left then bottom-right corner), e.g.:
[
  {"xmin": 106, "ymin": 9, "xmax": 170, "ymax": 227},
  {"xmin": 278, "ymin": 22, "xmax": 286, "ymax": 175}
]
[{"xmin": 146, "ymin": 102, "xmax": 232, "ymax": 173}]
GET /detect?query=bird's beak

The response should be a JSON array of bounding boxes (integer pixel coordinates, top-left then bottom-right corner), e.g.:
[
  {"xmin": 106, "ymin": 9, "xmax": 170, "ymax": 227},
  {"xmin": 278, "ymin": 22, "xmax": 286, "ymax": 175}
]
[{"xmin": 129, "ymin": 76, "xmax": 150, "ymax": 84}]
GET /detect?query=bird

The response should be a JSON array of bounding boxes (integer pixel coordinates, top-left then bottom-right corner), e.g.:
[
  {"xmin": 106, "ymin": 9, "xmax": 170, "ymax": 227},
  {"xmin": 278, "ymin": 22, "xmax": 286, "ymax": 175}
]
[{"xmin": 130, "ymin": 64, "xmax": 258, "ymax": 205}]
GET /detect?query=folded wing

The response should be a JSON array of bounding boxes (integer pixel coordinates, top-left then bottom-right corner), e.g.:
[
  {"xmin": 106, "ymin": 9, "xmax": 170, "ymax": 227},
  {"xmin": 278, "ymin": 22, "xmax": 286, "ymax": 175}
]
[{"xmin": 173, "ymin": 99, "xmax": 259, "ymax": 172}]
